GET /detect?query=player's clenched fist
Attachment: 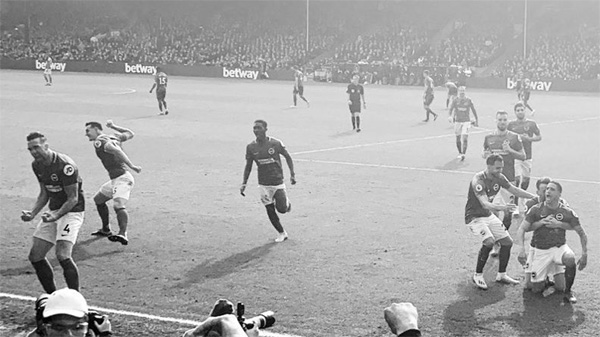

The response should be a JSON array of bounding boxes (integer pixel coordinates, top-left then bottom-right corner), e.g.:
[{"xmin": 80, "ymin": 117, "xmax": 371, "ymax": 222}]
[
  {"xmin": 21, "ymin": 210, "xmax": 34, "ymax": 222},
  {"xmin": 517, "ymin": 250, "xmax": 527, "ymax": 266}
]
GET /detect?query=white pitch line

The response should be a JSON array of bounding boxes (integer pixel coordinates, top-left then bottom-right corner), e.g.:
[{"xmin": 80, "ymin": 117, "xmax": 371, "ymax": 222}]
[
  {"xmin": 0, "ymin": 293, "xmax": 303, "ymax": 337},
  {"xmin": 292, "ymin": 116, "xmax": 599, "ymax": 156},
  {"xmin": 294, "ymin": 158, "xmax": 600, "ymax": 185},
  {"xmin": 111, "ymin": 89, "xmax": 137, "ymax": 95}
]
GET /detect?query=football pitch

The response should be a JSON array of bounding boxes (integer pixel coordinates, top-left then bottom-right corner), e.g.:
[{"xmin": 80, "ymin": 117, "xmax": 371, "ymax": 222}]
[{"xmin": 1, "ymin": 69, "xmax": 599, "ymax": 337}]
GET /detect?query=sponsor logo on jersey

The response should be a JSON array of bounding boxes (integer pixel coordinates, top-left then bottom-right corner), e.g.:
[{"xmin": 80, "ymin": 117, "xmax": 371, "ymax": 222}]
[
  {"xmin": 556, "ymin": 213, "xmax": 564, "ymax": 221},
  {"xmin": 45, "ymin": 185, "xmax": 63, "ymax": 193},
  {"xmin": 125, "ymin": 63, "xmax": 156, "ymax": 74},
  {"xmin": 493, "ymin": 184, "xmax": 499, "ymax": 191},
  {"xmin": 35, "ymin": 60, "xmax": 66, "ymax": 72},
  {"xmin": 506, "ymin": 78, "xmax": 552, "ymax": 91},
  {"xmin": 222, "ymin": 67, "xmax": 259, "ymax": 80},
  {"xmin": 268, "ymin": 148, "xmax": 275, "ymax": 155},
  {"xmin": 475, "ymin": 184, "xmax": 483, "ymax": 192},
  {"xmin": 94, "ymin": 140, "xmax": 102, "ymax": 148},
  {"xmin": 63, "ymin": 165, "xmax": 75, "ymax": 176},
  {"xmin": 51, "ymin": 174, "xmax": 58, "ymax": 182}
]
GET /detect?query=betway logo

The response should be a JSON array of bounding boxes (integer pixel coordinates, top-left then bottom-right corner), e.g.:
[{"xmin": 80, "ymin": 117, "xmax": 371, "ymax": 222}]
[
  {"xmin": 125, "ymin": 63, "xmax": 156, "ymax": 74},
  {"xmin": 222, "ymin": 67, "xmax": 259, "ymax": 80},
  {"xmin": 35, "ymin": 60, "xmax": 66, "ymax": 72},
  {"xmin": 506, "ymin": 78, "xmax": 552, "ymax": 91}
]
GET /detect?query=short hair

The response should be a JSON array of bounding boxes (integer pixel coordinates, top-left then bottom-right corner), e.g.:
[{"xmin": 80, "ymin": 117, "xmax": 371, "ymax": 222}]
[
  {"xmin": 486, "ymin": 154, "xmax": 503, "ymax": 165},
  {"xmin": 26, "ymin": 132, "xmax": 46, "ymax": 142},
  {"xmin": 535, "ymin": 177, "xmax": 552, "ymax": 189},
  {"xmin": 458, "ymin": 85, "xmax": 466, "ymax": 90},
  {"xmin": 85, "ymin": 121, "xmax": 103, "ymax": 131},
  {"xmin": 254, "ymin": 119, "xmax": 267, "ymax": 128},
  {"xmin": 423, "ymin": 70, "xmax": 429, "ymax": 75},
  {"xmin": 496, "ymin": 110, "xmax": 509, "ymax": 117},
  {"xmin": 514, "ymin": 102, "xmax": 525, "ymax": 111},
  {"xmin": 548, "ymin": 180, "xmax": 563, "ymax": 193}
]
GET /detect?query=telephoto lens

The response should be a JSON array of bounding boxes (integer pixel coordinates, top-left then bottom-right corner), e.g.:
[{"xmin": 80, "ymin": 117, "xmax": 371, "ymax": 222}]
[{"xmin": 244, "ymin": 311, "xmax": 275, "ymax": 329}]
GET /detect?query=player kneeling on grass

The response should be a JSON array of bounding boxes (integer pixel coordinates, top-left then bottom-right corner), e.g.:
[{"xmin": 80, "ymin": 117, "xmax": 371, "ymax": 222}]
[
  {"xmin": 515, "ymin": 181, "xmax": 588, "ymax": 303},
  {"xmin": 27, "ymin": 288, "xmax": 112, "ymax": 337}
]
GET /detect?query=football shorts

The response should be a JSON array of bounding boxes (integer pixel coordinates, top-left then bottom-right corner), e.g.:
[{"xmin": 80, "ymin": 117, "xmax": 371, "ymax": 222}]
[
  {"xmin": 467, "ymin": 214, "xmax": 509, "ymax": 241},
  {"xmin": 259, "ymin": 184, "xmax": 288, "ymax": 206},
  {"xmin": 454, "ymin": 122, "xmax": 472, "ymax": 136},
  {"xmin": 33, "ymin": 212, "xmax": 84, "ymax": 244},
  {"xmin": 529, "ymin": 245, "xmax": 572, "ymax": 283},
  {"xmin": 515, "ymin": 159, "xmax": 532, "ymax": 178},
  {"xmin": 98, "ymin": 171, "xmax": 135, "ymax": 200}
]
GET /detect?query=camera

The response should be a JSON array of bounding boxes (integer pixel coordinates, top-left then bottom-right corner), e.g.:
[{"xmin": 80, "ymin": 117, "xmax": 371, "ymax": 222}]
[{"xmin": 236, "ymin": 302, "xmax": 275, "ymax": 331}]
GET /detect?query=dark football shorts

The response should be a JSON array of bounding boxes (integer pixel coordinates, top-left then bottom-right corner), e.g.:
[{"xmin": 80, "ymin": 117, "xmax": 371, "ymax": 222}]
[
  {"xmin": 349, "ymin": 102, "xmax": 361, "ymax": 113},
  {"xmin": 423, "ymin": 93, "xmax": 434, "ymax": 106},
  {"xmin": 156, "ymin": 87, "xmax": 166, "ymax": 101},
  {"xmin": 293, "ymin": 86, "xmax": 304, "ymax": 96}
]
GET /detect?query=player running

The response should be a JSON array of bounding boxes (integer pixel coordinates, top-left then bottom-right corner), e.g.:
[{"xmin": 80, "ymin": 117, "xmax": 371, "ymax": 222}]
[
  {"xmin": 149, "ymin": 67, "xmax": 169, "ymax": 115},
  {"xmin": 85, "ymin": 120, "xmax": 142, "ymax": 245},
  {"xmin": 291, "ymin": 68, "xmax": 310, "ymax": 108},
  {"xmin": 422, "ymin": 70, "xmax": 438, "ymax": 122},
  {"xmin": 448, "ymin": 86, "xmax": 478, "ymax": 161},
  {"xmin": 347, "ymin": 74, "xmax": 366, "ymax": 132}
]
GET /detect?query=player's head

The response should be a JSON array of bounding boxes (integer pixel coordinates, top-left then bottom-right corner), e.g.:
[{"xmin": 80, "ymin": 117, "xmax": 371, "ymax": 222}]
[
  {"xmin": 156, "ymin": 66, "xmax": 162, "ymax": 74},
  {"xmin": 27, "ymin": 132, "xmax": 50, "ymax": 162},
  {"xmin": 495, "ymin": 110, "xmax": 509, "ymax": 131},
  {"xmin": 486, "ymin": 154, "xmax": 504, "ymax": 177},
  {"xmin": 351, "ymin": 74, "xmax": 359, "ymax": 85},
  {"xmin": 545, "ymin": 181, "xmax": 562, "ymax": 202},
  {"xmin": 84, "ymin": 122, "xmax": 103, "ymax": 141},
  {"xmin": 253, "ymin": 119, "xmax": 268, "ymax": 139},
  {"xmin": 423, "ymin": 70, "xmax": 429, "ymax": 78},
  {"xmin": 42, "ymin": 288, "xmax": 89, "ymax": 337},
  {"xmin": 514, "ymin": 102, "xmax": 525, "ymax": 120},
  {"xmin": 458, "ymin": 86, "xmax": 466, "ymax": 97},
  {"xmin": 535, "ymin": 177, "xmax": 552, "ymax": 199},
  {"xmin": 524, "ymin": 78, "xmax": 530, "ymax": 84}
]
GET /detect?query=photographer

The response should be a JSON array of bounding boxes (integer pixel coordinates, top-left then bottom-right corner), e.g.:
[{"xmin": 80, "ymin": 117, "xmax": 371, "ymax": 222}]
[
  {"xmin": 182, "ymin": 299, "xmax": 265, "ymax": 337},
  {"xmin": 384, "ymin": 302, "xmax": 422, "ymax": 337}
]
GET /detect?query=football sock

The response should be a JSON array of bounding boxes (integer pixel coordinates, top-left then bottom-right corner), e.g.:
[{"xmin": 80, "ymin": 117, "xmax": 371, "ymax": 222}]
[
  {"xmin": 446, "ymin": 98, "xmax": 450, "ymax": 108},
  {"xmin": 565, "ymin": 265, "xmax": 576, "ymax": 292},
  {"xmin": 32, "ymin": 259, "xmax": 57, "ymax": 294},
  {"xmin": 462, "ymin": 138, "xmax": 468, "ymax": 154},
  {"xmin": 301, "ymin": 96, "xmax": 308, "ymax": 103},
  {"xmin": 158, "ymin": 101, "xmax": 163, "ymax": 112},
  {"xmin": 266, "ymin": 204, "xmax": 284, "ymax": 233},
  {"xmin": 455, "ymin": 136, "xmax": 462, "ymax": 154},
  {"xmin": 293, "ymin": 95, "xmax": 297, "ymax": 106},
  {"xmin": 163, "ymin": 100, "xmax": 167, "ymax": 109},
  {"xmin": 59, "ymin": 258, "xmax": 80, "ymax": 291},
  {"xmin": 96, "ymin": 203, "xmax": 110, "ymax": 228},
  {"xmin": 476, "ymin": 245, "xmax": 493, "ymax": 273},
  {"xmin": 521, "ymin": 177, "xmax": 530, "ymax": 191},
  {"xmin": 115, "ymin": 208, "xmax": 129, "ymax": 235},
  {"xmin": 498, "ymin": 243, "xmax": 512, "ymax": 273},
  {"xmin": 356, "ymin": 116, "xmax": 360, "ymax": 129},
  {"xmin": 503, "ymin": 212, "xmax": 512, "ymax": 230},
  {"xmin": 351, "ymin": 116, "xmax": 356, "ymax": 129}
]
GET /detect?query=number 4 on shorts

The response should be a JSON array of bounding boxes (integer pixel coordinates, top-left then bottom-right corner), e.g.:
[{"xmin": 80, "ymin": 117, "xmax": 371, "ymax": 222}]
[{"xmin": 63, "ymin": 224, "xmax": 70, "ymax": 234}]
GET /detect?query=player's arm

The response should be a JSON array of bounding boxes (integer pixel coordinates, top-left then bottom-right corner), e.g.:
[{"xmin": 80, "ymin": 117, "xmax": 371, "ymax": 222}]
[
  {"xmin": 360, "ymin": 88, "xmax": 366, "ymax": 108},
  {"xmin": 106, "ymin": 120, "xmax": 134, "ymax": 141},
  {"xmin": 570, "ymin": 223, "xmax": 588, "ymax": 270},
  {"xmin": 280, "ymin": 148, "xmax": 296, "ymax": 184},
  {"xmin": 104, "ymin": 142, "xmax": 141, "ymax": 173},
  {"xmin": 529, "ymin": 125, "xmax": 542, "ymax": 142},
  {"xmin": 22, "ymin": 181, "xmax": 50, "ymax": 221},
  {"xmin": 43, "ymin": 183, "xmax": 79, "ymax": 222},
  {"xmin": 482, "ymin": 137, "xmax": 491, "ymax": 158},
  {"xmin": 505, "ymin": 184, "xmax": 536, "ymax": 199},
  {"xmin": 469, "ymin": 101, "xmax": 479, "ymax": 126},
  {"xmin": 240, "ymin": 158, "xmax": 253, "ymax": 196},
  {"xmin": 515, "ymin": 219, "xmax": 532, "ymax": 265},
  {"xmin": 149, "ymin": 81, "xmax": 156, "ymax": 93},
  {"xmin": 448, "ymin": 100, "xmax": 456, "ymax": 120},
  {"xmin": 504, "ymin": 138, "xmax": 526, "ymax": 160}
]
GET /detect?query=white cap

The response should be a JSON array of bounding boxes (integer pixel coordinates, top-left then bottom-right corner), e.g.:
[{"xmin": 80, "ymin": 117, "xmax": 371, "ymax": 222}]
[{"xmin": 43, "ymin": 288, "xmax": 88, "ymax": 318}]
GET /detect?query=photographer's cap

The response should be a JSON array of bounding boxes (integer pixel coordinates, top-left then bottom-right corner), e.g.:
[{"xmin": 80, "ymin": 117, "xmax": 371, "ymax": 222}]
[{"xmin": 43, "ymin": 288, "xmax": 88, "ymax": 318}]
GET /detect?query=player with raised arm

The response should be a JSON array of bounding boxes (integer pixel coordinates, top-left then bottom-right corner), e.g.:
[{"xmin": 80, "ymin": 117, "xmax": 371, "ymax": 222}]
[
  {"xmin": 85, "ymin": 120, "xmax": 141, "ymax": 245},
  {"xmin": 150, "ymin": 66, "xmax": 169, "ymax": 115}
]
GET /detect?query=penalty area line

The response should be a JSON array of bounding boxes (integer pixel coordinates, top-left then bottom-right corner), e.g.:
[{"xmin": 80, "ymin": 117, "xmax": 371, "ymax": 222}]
[
  {"xmin": 0, "ymin": 293, "xmax": 303, "ymax": 337},
  {"xmin": 111, "ymin": 89, "xmax": 137, "ymax": 95},
  {"xmin": 294, "ymin": 158, "xmax": 600, "ymax": 185}
]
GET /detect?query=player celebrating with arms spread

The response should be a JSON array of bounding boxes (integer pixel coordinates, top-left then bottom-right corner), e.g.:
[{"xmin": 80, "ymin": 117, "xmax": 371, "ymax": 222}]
[
  {"xmin": 448, "ymin": 86, "xmax": 478, "ymax": 160},
  {"xmin": 465, "ymin": 154, "xmax": 535, "ymax": 290},
  {"xmin": 347, "ymin": 74, "xmax": 366, "ymax": 132},
  {"xmin": 85, "ymin": 120, "xmax": 141, "ymax": 245},
  {"xmin": 22, "ymin": 132, "xmax": 85, "ymax": 293},
  {"xmin": 241, "ymin": 120, "xmax": 296, "ymax": 243},
  {"xmin": 149, "ymin": 66, "xmax": 169, "ymax": 115}
]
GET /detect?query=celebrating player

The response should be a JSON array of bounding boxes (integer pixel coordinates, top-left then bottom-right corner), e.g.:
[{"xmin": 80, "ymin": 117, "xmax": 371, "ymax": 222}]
[
  {"xmin": 85, "ymin": 120, "xmax": 141, "ymax": 245},
  {"xmin": 291, "ymin": 68, "xmax": 310, "ymax": 108},
  {"xmin": 22, "ymin": 132, "xmax": 85, "ymax": 293},
  {"xmin": 149, "ymin": 66, "xmax": 169, "ymax": 115},
  {"xmin": 241, "ymin": 120, "xmax": 296, "ymax": 243},
  {"xmin": 43, "ymin": 54, "xmax": 53, "ymax": 86},
  {"xmin": 508, "ymin": 102, "xmax": 541, "ymax": 213},
  {"xmin": 422, "ymin": 70, "xmax": 438, "ymax": 122},
  {"xmin": 465, "ymin": 154, "xmax": 535, "ymax": 290},
  {"xmin": 347, "ymin": 74, "xmax": 366, "ymax": 132},
  {"xmin": 448, "ymin": 86, "xmax": 478, "ymax": 160},
  {"xmin": 516, "ymin": 181, "xmax": 588, "ymax": 303}
]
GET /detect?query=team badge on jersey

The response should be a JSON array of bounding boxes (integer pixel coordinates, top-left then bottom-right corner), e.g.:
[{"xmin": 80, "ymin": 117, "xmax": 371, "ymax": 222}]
[
  {"xmin": 94, "ymin": 140, "xmax": 102, "ymax": 148},
  {"xmin": 493, "ymin": 184, "xmax": 499, "ymax": 191},
  {"xmin": 524, "ymin": 125, "xmax": 530, "ymax": 132},
  {"xmin": 556, "ymin": 213, "xmax": 564, "ymax": 221},
  {"xmin": 50, "ymin": 174, "xmax": 58, "ymax": 181},
  {"xmin": 268, "ymin": 148, "xmax": 275, "ymax": 155},
  {"xmin": 475, "ymin": 184, "xmax": 483, "ymax": 192},
  {"xmin": 63, "ymin": 164, "xmax": 75, "ymax": 176}
]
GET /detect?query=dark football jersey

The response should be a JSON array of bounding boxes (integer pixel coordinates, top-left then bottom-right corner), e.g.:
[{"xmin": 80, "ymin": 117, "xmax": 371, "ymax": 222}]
[
  {"xmin": 155, "ymin": 72, "xmax": 168, "ymax": 88},
  {"xmin": 526, "ymin": 203, "xmax": 579, "ymax": 249},
  {"xmin": 483, "ymin": 131, "xmax": 523, "ymax": 181},
  {"xmin": 246, "ymin": 137, "xmax": 287, "ymax": 186},
  {"xmin": 507, "ymin": 119, "xmax": 540, "ymax": 160},
  {"xmin": 32, "ymin": 152, "xmax": 84, "ymax": 212},
  {"xmin": 451, "ymin": 97, "xmax": 475, "ymax": 123},
  {"xmin": 94, "ymin": 134, "xmax": 127, "ymax": 179},
  {"xmin": 424, "ymin": 76, "xmax": 434, "ymax": 94},
  {"xmin": 346, "ymin": 83, "xmax": 364, "ymax": 103},
  {"xmin": 465, "ymin": 171, "xmax": 512, "ymax": 223}
]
